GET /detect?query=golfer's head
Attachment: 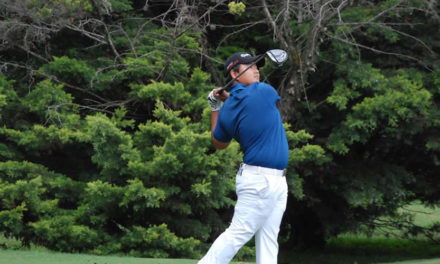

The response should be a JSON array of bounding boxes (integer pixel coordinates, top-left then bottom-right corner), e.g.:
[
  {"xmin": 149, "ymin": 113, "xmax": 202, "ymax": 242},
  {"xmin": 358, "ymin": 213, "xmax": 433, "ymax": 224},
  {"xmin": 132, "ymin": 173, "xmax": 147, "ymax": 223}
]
[{"xmin": 224, "ymin": 52, "xmax": 265, "ymax": 86}]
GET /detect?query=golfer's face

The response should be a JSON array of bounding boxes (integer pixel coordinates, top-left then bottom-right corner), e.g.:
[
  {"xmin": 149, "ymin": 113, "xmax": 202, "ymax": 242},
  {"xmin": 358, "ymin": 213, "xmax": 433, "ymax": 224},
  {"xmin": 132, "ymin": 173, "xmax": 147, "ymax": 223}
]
[{"xmin": 236, "ymin": 64, "xmax": 260, "ymax": 86}]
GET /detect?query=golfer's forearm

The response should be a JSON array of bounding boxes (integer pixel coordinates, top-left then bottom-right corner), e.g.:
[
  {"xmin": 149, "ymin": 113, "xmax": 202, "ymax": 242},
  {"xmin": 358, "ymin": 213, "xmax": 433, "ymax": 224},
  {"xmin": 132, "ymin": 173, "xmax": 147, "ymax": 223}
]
[
  {"xmin": 211, "ymin": 110, "xmax": 219, "ymax": 133},
  {"xmin": 211, "ymin": 111, "xmax": 229, "ymax": 149}
]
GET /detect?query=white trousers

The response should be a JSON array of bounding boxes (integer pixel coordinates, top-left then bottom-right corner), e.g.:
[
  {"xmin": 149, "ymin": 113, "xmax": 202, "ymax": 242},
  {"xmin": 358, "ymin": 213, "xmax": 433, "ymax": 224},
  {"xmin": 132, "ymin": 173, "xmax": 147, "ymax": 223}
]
[{"xmin": 198, "ymin": 164, "xmax": 288, "ymax": 264}]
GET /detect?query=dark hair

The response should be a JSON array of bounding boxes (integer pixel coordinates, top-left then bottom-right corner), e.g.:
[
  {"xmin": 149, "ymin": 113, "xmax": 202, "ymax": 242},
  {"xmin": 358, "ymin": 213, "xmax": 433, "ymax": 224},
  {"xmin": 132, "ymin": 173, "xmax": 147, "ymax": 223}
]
[{"xmin": 225, "ymin": 64, "xmax": 241, "ymax": 88}]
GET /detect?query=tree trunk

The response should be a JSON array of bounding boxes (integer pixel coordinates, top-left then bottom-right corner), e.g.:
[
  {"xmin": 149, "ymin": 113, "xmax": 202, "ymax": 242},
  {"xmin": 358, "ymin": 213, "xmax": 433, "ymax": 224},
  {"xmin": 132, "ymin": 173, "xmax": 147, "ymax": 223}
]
[{"xmin": 282, "ymin": 199, "xmax": 326, "ymax": 250}]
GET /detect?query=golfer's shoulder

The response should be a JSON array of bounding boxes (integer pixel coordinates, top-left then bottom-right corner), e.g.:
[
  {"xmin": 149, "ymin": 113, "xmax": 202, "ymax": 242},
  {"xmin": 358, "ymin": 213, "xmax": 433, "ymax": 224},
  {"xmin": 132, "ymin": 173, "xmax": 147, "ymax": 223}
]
[
  {"xmin": 255, "ymin": 82, "xmax": 275, "ymax": 90},
  {"xmin": 255, "ymin": 82, "xmax": 278, "ymax": 96}
]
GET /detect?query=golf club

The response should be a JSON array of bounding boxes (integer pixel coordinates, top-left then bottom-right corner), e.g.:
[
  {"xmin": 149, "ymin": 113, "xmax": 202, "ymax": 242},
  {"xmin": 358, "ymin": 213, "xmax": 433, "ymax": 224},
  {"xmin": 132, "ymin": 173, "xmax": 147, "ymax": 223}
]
[{"xmin": 218, "ymin": 49, "xmax": 288, "ymax": 94}]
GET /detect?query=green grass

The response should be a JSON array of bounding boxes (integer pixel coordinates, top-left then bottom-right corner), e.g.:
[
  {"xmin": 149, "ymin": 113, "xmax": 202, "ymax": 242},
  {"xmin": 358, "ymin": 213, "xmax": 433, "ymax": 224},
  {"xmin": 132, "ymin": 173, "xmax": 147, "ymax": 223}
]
[
  {"xmin": 277, "ymin": 235, "xmax": 440, "ymax": 263},
  {"xmin": 380, "ymin": 260, "xmax": 440, "ymax": 264},
  {"xmin": 404, "ymin": 202, "xmax": 440, "ymax": 227},
  {"xmin": 1, "ymin": 201, "xmax": 439, "ymax": 264},
  {"xmin": 376, "ymin": 257, "xmax": 440, "ymax": 264},
  {"xmin": 0, "ymin": 249, "xmax": 254, "ymax": 264},
  {"xmin": 279, "ymin": 251, "xmax": 440, "ymax": 264},
  {"xmin": 4, "ymin": 248, "xmax": 440, "ymax": 264},
  {"xmin": 364, "ymin": 201, "xmax": 440, "ymax": 239},
  {"xmin": 276, "ymin": 201, "xmax": 440, "ymax": 264}
]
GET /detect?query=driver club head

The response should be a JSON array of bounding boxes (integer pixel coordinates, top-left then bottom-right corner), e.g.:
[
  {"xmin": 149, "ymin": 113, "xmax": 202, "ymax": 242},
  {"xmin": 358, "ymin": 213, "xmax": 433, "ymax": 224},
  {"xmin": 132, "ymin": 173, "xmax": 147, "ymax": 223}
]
[{"xmin": 265, "ymin": 49, "xmax": 288, "ymax": 66}]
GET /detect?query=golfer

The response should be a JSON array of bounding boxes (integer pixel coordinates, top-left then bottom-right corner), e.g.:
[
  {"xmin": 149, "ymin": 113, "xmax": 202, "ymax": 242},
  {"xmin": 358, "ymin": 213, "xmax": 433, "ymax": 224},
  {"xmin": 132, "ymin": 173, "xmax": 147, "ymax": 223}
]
[{"xmin": 199, "ymin": 52, "xmax": 289, "ymax": 264}]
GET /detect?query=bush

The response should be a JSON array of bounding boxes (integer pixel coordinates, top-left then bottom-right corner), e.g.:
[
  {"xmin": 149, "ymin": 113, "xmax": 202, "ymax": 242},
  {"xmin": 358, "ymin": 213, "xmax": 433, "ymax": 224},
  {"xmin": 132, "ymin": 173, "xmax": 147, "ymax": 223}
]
[
  {"xmin": 31, "ymin": 215, "xmax": 100, "ymax": 252},
  {"xmin": 120, "ymin": 224, "xmax": 200, "ymax": 258}
]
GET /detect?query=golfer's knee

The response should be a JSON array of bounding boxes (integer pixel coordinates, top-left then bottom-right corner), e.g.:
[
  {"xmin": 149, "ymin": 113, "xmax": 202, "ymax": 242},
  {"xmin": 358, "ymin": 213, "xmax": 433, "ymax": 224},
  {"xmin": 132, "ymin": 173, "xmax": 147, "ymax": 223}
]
[{"xmin": 225, "ymin": 223, "xmax": 255, "ymax": 245}]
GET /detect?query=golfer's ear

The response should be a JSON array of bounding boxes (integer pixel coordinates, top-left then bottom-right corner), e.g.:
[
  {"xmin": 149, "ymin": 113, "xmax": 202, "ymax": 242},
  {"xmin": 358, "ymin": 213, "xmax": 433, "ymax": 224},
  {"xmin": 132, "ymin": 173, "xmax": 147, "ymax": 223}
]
[{"xmin": 230, "ymin": 69, "xmax": 238, "ymax": 79}]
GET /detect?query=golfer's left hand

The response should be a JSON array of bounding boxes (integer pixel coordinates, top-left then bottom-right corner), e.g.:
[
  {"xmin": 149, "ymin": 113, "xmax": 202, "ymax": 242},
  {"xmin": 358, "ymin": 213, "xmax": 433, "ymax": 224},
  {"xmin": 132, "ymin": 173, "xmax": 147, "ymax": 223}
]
[{"xmin": 207, "ymin": 90, "xmax": 222, "ymax": 111}]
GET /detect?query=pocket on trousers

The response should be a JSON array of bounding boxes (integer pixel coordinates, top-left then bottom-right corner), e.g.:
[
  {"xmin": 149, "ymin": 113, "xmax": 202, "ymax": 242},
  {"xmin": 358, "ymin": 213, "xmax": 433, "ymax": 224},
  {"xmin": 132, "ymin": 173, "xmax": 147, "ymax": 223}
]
[
  {"xmin": 256, "ymin": 175, "xmax": 270, "ymax": 198},
  {"xmin": 236, "ymin": 171, "xmax": 270, "ymax": 198}
]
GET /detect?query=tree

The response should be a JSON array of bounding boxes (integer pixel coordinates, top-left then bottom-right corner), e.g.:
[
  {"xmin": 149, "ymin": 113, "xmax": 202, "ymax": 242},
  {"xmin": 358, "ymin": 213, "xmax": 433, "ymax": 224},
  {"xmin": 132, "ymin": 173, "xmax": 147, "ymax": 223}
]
[
  {"xmin": 202, "ymin": 0, "xmax": 440, "ymax": 249},
  {"xmin": 0, "ymin": 0, "xmax": 439, "ymax": 256},
  {"xmin": 267, "ymin": 0, "xmax": 440, "ymax": 248},
  {"xmin": 0, "ymin": 0, "xmax": 237, "ymax": 257}
]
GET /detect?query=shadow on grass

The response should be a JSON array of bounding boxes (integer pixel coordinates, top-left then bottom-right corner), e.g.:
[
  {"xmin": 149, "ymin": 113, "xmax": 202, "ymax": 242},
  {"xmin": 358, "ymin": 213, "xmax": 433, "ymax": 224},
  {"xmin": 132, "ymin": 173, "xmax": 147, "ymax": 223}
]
[{"xmin": 279, "ymin": 236, "xmax": 440, "ymax": 264}]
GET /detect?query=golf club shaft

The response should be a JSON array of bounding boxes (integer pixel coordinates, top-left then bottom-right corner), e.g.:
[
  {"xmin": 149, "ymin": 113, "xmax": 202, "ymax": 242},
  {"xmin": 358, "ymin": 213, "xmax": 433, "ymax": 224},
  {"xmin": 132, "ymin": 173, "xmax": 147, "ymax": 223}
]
[{"xmin": 218, "ymin": 54, "xmax": 265, "ymax": 95}]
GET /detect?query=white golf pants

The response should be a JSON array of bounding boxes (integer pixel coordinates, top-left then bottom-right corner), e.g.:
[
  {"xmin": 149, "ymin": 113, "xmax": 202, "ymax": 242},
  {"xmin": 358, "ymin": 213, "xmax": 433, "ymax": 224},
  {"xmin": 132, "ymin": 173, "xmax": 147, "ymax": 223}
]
[{"xmin": 198, "ymin": 163, "xmax": 288, "ymax": 264}]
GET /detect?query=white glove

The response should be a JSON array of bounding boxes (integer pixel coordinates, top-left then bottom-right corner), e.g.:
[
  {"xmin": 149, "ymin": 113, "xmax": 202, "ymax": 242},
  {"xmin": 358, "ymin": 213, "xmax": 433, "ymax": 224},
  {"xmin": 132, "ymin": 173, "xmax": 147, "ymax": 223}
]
[{"xmin": 207, "ymin": 90, "xmax": 222, "ymax": 111}]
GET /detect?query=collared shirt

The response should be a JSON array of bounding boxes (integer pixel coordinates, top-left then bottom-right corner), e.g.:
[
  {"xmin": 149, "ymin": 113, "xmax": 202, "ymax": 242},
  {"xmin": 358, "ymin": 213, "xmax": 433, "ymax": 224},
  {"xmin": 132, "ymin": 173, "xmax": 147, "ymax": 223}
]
[{"xmin": 213, "ymin": 82, "xmax": 289, "ymax": 170}]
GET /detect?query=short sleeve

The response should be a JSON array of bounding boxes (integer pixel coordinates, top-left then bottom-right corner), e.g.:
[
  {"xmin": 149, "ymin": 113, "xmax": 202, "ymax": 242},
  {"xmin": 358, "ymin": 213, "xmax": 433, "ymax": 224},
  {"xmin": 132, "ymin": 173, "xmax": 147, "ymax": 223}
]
[
  {"xmin": 260, "ymin": 82, "xmax": 281, "ymax": 103},
  {"xmin": 213, "ymin": 114, "xmax": 232, "ymax": 143}
]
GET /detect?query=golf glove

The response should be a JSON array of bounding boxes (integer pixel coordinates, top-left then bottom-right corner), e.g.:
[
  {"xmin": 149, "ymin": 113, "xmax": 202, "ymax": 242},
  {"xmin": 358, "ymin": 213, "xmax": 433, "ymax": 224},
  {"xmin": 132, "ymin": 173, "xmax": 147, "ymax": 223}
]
[{"xmin": 207, "ymin": 90, "xmax": 222, "ymax": 111}]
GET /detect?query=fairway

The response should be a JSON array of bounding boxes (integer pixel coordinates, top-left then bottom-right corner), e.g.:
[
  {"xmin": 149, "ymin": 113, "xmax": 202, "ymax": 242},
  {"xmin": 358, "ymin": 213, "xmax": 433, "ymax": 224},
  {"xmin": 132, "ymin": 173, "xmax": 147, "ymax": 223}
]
[
  {"xmin": 2, "ymin": 249, "xmax": 440, "ymax": 264},
  {"xmin": 379, "ymin": 260, "xmax": 440, "ymax": 264},
  {"xmin": 0, "ymin": 250, "xmax": 254, "ymax": 264}
]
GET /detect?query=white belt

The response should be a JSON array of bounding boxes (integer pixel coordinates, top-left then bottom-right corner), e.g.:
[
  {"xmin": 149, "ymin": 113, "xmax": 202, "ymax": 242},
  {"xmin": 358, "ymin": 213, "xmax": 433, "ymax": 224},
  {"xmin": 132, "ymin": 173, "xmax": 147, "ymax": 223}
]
[{"xmin": 240, "ymin": 163, "xmax": 286, "ymax": 177}]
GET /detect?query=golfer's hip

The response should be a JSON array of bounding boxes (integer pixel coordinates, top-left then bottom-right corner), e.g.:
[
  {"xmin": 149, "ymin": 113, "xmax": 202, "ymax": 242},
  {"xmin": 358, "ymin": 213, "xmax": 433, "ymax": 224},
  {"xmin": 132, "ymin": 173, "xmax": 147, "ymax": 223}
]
[
  {"xmin": 238, "ymin": 163, "xmax": 286, "ymax": 177},
  {"xmin": 235, "ymin": 163, "xmax": 287, "ymax": 199}
]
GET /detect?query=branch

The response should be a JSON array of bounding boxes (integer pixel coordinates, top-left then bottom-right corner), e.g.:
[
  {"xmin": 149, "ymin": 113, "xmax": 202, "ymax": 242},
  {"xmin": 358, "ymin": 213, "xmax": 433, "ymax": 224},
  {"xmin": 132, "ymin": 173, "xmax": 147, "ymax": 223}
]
[
  {"xmin": 0, "ymin": 60, "xmax": 110, "ymax": 103},
  {"xmin": 261, "ymin": 0, "xmax": 289, "ymax": 49},
  {"xmin": 327, "ymin": 33, "xmax": 433, "ymax": 71},
  {"xmin": 65, "ymin": 23, "xmax": 106, "ymax": 44},
  {"xmin": 156, "ymin": 0, "xmax": 226, "ymax": 81},
  {"xmin": 17, "ymin": 45, "xmax": 50, "ymax": 63},
  {"xmin": 215, "ymin": 19, "xmax": 267, "ymax": 50}
]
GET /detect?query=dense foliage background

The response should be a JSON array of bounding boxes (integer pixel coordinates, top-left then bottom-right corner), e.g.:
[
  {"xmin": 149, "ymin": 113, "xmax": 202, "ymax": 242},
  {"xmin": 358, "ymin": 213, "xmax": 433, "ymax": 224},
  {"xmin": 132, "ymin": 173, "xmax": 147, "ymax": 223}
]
[{"xmin": 0, "ymin": 0, "xmax": 439, "ymax": 258}]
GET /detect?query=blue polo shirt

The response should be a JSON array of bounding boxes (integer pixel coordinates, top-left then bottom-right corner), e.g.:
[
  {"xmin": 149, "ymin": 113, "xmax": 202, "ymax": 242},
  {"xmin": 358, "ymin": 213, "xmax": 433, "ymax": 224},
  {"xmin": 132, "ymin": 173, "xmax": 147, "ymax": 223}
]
[{"xmin": 213, "ymin": 82, "xmax": 289, "ymax": 170}]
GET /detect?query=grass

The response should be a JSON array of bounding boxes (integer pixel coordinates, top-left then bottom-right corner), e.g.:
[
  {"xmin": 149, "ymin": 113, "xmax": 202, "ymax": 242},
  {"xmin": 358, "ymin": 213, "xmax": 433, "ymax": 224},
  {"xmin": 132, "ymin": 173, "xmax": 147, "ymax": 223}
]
[
  {"xmin": 276, "ymin": 201, "xmax": 440, "ymax": 264},
  {"xmin": 362, "ymin": 201, "xmax": 440, "ymax": 240},
  {"xmin": 384, "ymin": 260, "xmax": 440, "ymax": 264},
  {"xmin": 1, "ymin": 202, "xmax": 439, "ymax": 264},
  {"xmin": 276, "ymin": 235, "xmax": 440, "ymax": 263},
  {"xmin": 404, "ymin": 202, "xmax": 440, "ymax": 227},
  {"xmin": 0, "ymin": 250, "xmax": 254, "ymax": 264},
  {"xmin": 2, "ymin": 248, "xmax": 440, "ymax": 264}
]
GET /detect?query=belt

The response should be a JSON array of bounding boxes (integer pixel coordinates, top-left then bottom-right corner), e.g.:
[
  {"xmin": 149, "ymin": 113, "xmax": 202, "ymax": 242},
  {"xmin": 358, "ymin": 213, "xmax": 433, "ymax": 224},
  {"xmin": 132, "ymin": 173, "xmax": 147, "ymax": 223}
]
[{"xmin": 240, "ymin": 163, "xmax": 286, "ymax": 177}]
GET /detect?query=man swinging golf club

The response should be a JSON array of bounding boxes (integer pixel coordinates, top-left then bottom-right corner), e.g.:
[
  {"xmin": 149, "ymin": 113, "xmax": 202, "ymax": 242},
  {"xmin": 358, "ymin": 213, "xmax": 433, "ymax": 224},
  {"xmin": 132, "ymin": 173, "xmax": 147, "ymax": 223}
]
[{"xmin": 199, "ymin": 51, "xmax": 289, "ymax": 264}]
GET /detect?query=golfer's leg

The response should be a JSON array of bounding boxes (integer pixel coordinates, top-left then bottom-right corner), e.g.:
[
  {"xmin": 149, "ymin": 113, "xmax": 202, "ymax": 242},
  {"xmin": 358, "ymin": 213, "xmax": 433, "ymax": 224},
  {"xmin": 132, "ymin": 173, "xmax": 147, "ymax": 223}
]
[
  {"xmin": 198, "ymin": 191, "xmax": 268, "ymax": 264},
  {"xmin": 255, "ymin": 178, "xmax": 288, "ymax": 264},
  {"xmin": 197, "ymin": 223, "xmax": 253, "ymax": 264}
]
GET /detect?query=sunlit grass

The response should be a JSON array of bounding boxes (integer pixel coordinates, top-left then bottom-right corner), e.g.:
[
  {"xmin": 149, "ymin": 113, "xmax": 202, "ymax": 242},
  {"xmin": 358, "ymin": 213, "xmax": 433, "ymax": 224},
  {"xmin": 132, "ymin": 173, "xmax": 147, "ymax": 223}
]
[
  {"xmin": 0, "ymin": 249, "xmax": 254, "ymax": 264},
  {"xmin": 278, "ymin": 201, "xmax": 440, "ymax": 264},
  {"xmin": 401, "ymin": 201, "xmax": 440, "ymax": 228},
  {"xmin": 1, "ymin": 201, "xmax": 439, "ymax": 264}
]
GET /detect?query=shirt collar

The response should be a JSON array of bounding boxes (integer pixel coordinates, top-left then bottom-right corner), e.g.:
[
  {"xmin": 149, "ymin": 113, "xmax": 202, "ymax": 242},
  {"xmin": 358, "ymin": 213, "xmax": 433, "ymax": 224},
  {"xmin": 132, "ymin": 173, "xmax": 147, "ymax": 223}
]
[{"xmin": 229, "ymin": 83, "xmax": 247, "ymax": 95}]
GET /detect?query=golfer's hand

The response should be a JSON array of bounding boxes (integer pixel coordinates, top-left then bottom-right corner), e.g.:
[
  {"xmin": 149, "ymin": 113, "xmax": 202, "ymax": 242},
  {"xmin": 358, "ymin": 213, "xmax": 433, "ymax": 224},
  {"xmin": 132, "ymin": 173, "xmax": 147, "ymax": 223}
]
[
  {"xmin": 214, "ymin": 87, "xmax": 229, "ymax": 102},
  {"xmin": 207, "ymin": 89, "xmax": 222, "ymax": 111}
]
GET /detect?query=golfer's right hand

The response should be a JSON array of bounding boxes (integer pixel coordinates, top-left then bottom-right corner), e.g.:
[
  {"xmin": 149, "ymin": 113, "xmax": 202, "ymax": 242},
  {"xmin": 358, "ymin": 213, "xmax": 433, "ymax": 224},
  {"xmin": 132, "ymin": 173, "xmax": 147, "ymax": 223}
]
[
  {"xmin": 207, "ymin": 89, "xmax": 222, "ymax": 111},
  {"xmin": 214, "ymin": 87, "xmax": 229, "ymax": 102}
]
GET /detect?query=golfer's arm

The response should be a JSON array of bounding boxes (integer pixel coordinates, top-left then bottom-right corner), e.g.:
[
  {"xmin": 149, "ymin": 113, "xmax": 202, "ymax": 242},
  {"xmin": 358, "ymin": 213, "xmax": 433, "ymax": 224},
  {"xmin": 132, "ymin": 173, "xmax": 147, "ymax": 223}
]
[{"xmin": 211, "ymin": 110, "xmax": 230, "ymax": 149}]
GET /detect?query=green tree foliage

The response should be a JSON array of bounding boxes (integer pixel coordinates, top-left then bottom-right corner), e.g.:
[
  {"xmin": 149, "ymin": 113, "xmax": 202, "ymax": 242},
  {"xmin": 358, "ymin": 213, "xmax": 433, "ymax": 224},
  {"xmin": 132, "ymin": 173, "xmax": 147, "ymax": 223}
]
[
  {"xmin": 283, "ymin": 1, "xmax": 440, "ymax": 248},
  {"xmin": 228, "ymin": 2, "xmax": 246, "ymax": 16},
  {"xmin": 0, "ymin": 0, "xmax": 439, "ymax": 258},
  {"xmin": 0, "ymin": 0, "xmax": 235, "ymax": 256}
]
